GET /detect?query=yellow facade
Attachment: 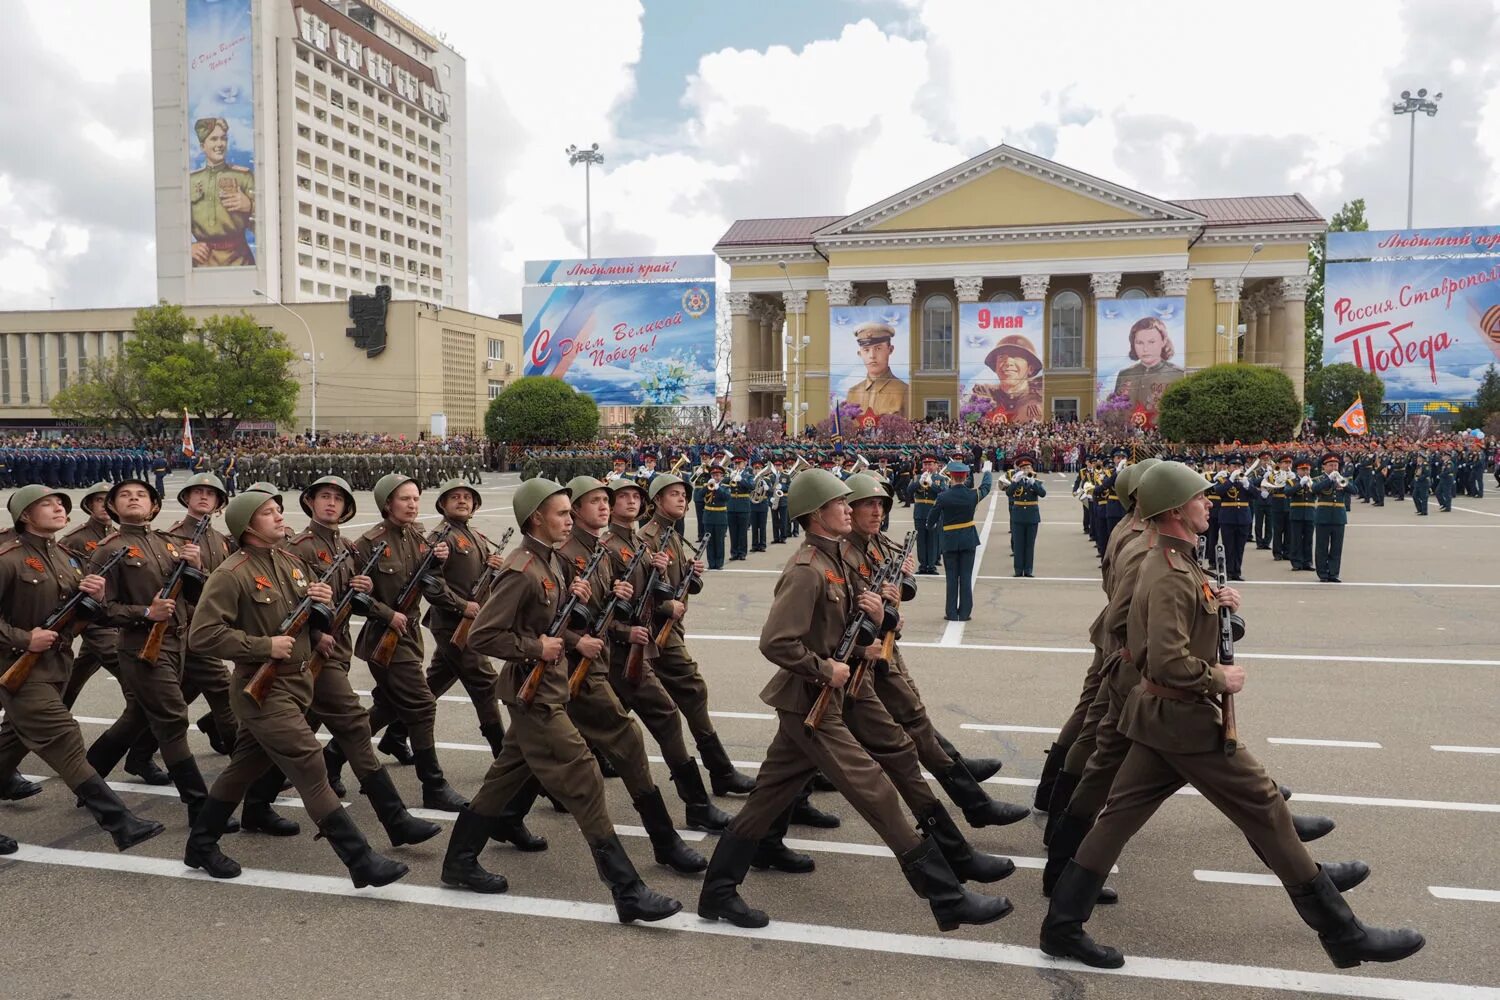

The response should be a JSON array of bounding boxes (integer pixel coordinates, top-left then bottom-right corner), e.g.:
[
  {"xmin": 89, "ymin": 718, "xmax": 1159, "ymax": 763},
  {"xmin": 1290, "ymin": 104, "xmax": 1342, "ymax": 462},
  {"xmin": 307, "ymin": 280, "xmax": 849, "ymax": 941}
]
[{"xmin": 716, "ymin": 144, "xmax": 1323, "ymax": 430}]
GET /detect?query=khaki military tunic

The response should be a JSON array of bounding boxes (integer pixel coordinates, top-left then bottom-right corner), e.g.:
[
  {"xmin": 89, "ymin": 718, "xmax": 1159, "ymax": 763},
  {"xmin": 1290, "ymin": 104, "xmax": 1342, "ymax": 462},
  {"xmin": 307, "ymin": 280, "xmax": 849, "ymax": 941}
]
[
  {"xmin": 189, "ymin": 163, "xmax": 255, "ymax": 267},
  {"xmin": 421, "ymin": 517, "xmax": 502, "ymax": 728},
  {"xmin": 58, "ymin": 518, "xmax": 121, "ymax": 707},
  {"xmin": 1074, "ymin": 534, "xmax": 1317, "ymax": 886},
  {"xmin": 845, "ymin": 374, "xmax": 909, "ymax": 416},
  {"xmin": 0, "ymin": 532, "xmax": 95, "ymax": 787},
  {"xmin": 168, "ymin": 514, "xmax": 238, "ymax": 748},
  {"xmin": 189, "ymin": 544, "xmax": 341, "ymax": 822}
]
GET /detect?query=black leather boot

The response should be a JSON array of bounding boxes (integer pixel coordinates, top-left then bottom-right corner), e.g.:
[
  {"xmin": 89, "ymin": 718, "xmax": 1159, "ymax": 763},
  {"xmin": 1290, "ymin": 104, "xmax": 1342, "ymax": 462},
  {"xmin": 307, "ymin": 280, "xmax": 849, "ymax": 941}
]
[
  {"xmin": 808, "ymin": 771, "xmax": 836, "ymax": 793},
  {"xmin": 360, "ymin": 767, "xmax": 441, "ymax": 847},
  {"xmin": 241, "ymin": 767, "xmax": 300, "ymax": 836},
  {"xmin": 590, "ymin": 834, "xmax": 683, "ymax": 923},
  {"xmin": 489, "ymin": 777, "xmax": 548, "ymax": 852},
  {"xmin": 1279, "ymin": 782, "xmax": 1293, "ymax": 801},
  {"xmin": 1287, "ymin": 866, "xmax": 1424, "ymax": 968},
  {"xmin": 936, "ymin": 731, "xmax": 1002, "ymax": 783},
  {"xmin": 592, "ymin": 744, "xmax": 620, "ymax": 780},
  {"xmin": 413, "ymin": 747, "xmax": 468, "ymax": 812},
  {"xmin": 75, "ymin": 775, "xmax": 165, "ymax": 850},
  {"xmin": 1034, "ymin": 741, "xmax": 1069, "ymax": 811},
  {"xmin": 1324, "ymin": 860, "xmax": 1371, "ymax": 893},
  {"xmin": 84, "ymin": 729, "xmax": 131, "ymax": 783},
  {"xmin": 1042, "ymin": 812, "xmax": 1118, "ymax": 903},
  {"xmin": 123, "ymin": 732, "xmax": 172, "ymax": 785},
  {"xmin": 479, "ymin": 721, "xmax": 506, "ymax": 758},
  {"xmin": 169, "ymin": 756, "xmax": 237, "ymax": 832},
  {"xmin": 1040, "ymin": 860, "xmax": 1124, "ymax": 968},
  {"xmin": 669, "ymin": 759, "xmax": 731, "ymax": 832},
  {"xmin": 919, "ymin": 803, "xmax": 1015, "ymax": 883},
  {"xmin": 1044, "ymin": 769, "xmax": 1081, "ymax": 845},
  {"xmin": 196, "ymin": 712, "xmax": 231, "ymax": 755},
  {"xmin": 751, "ymin": 803, "xmax": 813, "ymax": 873},
  {"xmin": 440, "ymin": 808, "xmax": 508, "ymax": 893},
  {"xmin": 0, "ymin": 771, "xmax": 42, "ymax": 800},
  {"xmin": 378, "ymin": 723, "xmax": 414, "ymax": 765},
  {"xmin": 183, "ymin": 796, "xmax": 242, "ymax": 879},
  {"xmin": 899, "ymin": 837, "xmax": 1012, "ymax": 932},
  {"xmin": 698, "ymin": 834, "xmax": 769, "ymax": 927},
  {"xmin": 635, "ymin": 788, "xmax": 707, "ymax": 874},
  {"xmin": 789, "ymin": 786, "xmax": 839, "ymax": 829},
  {"xmin": 322, "ymin": 742, "xmax": 347, "ymax": 797},
  {"xmin": 1293, "ymin": 813, "xmax": 1335, "ymax": 843},
  {"xmin": 697, "ymin": 733, "xmax": 755, "ymax": 796},
  {"xmin": 0, "ymin": 833, "xmax": 14, "ymax": 854},
  {"xmin": 318, "ymin": 806, "xmax": 408, "ymax": 889},
  {"xmin": 935, "ymin": 761, "xmax": 1029, "ymax": 829}
]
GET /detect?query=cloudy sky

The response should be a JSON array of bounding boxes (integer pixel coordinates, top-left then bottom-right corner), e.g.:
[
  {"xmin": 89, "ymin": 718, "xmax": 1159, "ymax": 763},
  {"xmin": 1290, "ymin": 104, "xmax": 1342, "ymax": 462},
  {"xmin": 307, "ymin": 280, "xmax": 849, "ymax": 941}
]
[{"xmin": 4, "ymin": 0, "xmax": 1499, "ymax": 315}]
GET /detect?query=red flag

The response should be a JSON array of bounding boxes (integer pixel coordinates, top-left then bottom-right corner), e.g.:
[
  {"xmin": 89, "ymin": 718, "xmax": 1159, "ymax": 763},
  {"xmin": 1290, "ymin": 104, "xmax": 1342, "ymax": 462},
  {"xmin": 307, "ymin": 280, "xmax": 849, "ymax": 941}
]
[
  {"xmin": 1333, "ymin": 395, "xmax": 1368, "ymax": 436},
  {"xmin": 180, "ymin": 410, "xmax": 195, "ymax": 457}
]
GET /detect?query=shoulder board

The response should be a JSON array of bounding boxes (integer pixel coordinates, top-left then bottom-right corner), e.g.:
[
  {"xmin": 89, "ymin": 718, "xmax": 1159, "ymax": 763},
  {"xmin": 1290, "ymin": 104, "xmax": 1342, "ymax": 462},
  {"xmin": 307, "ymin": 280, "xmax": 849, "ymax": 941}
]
[
  {"xmin": 290, "ymin": 528, "xmax": 316, "ymax": 545},
  {"xmin": 0, "ymin": 539, "xmax": 22, "ymax": 557},
  {"xmin": 223, "ymin": 551, "xmax": 253, "ymax": 572},
  {"xmin": 361, "ymin": 525, "xmax": 387, "ymax": 542},
  {"xmin": 639, "ymin": 520, "xmax": 661, "ymax": 538},
  {"xmin": 167, "ymin": 519, "xmax": 189, "ymax": 535},
  {"xmin": 501, "ymin": 547, "xmax": 533, "ymax": 572},
  {"xmin": 793, "ymin": 545, "xmax": 816, "ymax": 566},
  {"xmin": 230, "ymin": 164, "xmax": 251, "ymax": 173},
  {"xmin": 1162, "ymin": 547, "xmax": 1190, "ymax": 573}
]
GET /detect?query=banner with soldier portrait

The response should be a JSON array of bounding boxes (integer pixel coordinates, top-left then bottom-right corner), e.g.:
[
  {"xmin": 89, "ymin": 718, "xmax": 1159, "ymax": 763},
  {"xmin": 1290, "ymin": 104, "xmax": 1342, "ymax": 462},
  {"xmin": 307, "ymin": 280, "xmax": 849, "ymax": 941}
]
[
  {"xmin": 958, "ymin": 301, "xmax": 1045, "ymax": 424},
  {"xmin": 828, "ymin": 305, "xmax": 911, "ymax": 429},
  {"xmin": 1094, "ymin": 297, "xmax": 1186, "ymax": 429},
  {"xmin": 186, "ymin": 0, "xmax": 257, "ymax": 268}
]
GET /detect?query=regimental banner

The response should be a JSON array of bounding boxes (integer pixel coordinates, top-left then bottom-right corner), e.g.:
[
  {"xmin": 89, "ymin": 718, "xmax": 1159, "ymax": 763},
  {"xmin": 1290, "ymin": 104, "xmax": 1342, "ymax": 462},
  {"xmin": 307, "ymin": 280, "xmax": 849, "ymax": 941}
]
[
  {"xmin": 524, "ymin": 255, "xmax": 716, "ymax": 286},
  {"xmin": 186, "ymin": 0, "xmax": 256, "ymax": 269},
  {"xmin": 828, "ymin": 305, "xmax": 912, "ymax": 429},
  {"xmin": 957, "ymin": 302, "xmax": 1045, "ymax": 424},
  {"xmin": 1323, "ymin": 256, "xmax": 1500, "ymax": 403},
  {"xmin": 1094, "ymin": 297, "xmax": 1187, "ymax": 429},
  {"xmin": 521, "ymin": 281, "xmax": 716, "ymax": 405},
  {"xmin": 1328, "ymin": 226, "xmax": 1500, "ymax": 261}
]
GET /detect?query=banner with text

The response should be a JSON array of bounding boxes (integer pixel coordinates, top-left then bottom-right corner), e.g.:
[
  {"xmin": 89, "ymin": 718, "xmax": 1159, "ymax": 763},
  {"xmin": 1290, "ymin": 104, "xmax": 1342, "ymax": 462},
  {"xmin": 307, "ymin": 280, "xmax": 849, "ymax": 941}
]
[
  {"xmin": 957, "ymin": 302, "xmax": 1045, "ymax": 424},
  {"xmin": 1094, "ymin": 297, "xmax": 1187, "ymax": 429},
  {"xmin": 1328, "ymin": 226, "xmax": 1500, "ymax": 261},
  {"xmin": 522, "ymin": 281, "xmax": 717, "ymax": 405},
  {"xmin": 829, "ymin": 305, "xmax": 912, "ymax": 428},
  {"xmin": 1323, "ymin": 256, "xmax": 1500, "ymax": 404},
  {"xmin": 186, "ymin": 0, "xmax": 257, "ymax": 269},
  {"xmin": 524, "ymin": 255, "xmax": 717, "ymax": 286}
]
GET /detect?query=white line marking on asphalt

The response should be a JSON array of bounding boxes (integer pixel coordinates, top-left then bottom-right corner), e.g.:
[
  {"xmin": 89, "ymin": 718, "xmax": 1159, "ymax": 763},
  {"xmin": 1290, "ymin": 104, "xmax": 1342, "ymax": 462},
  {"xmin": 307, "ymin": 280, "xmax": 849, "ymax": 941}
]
[
  {"xmin": 707, "ymin": 710, "xmax": 777, "ymax": 720},
  {"xmin": 1429, "ymin": 886, "xmax": 1500, "ymax": 904},
  {"xmin": 1194, "ymin": 870, "xmax": 1282, "ymax": 887},
  {"xmin": 1431, "ymin": 745, "xmax": 1500, "ymax": 755},
  {"xmin": 1266, "ymin": 738, "xmax": 1383, "ymax": 749},
  {"xmin": 961, "ymin": 723, "xmax": 1062, "ymax": 735},
  {"xmin": 1451, "ymin": 506, "xmax": 1500, "ymax": 518},
  {"xmin": 5, "ymin": 845, "xmax": 1491, "ymax": 1000},
  {"xmin": 976, "ymin": 576, "xmax": 1500, "ymax": 589}
]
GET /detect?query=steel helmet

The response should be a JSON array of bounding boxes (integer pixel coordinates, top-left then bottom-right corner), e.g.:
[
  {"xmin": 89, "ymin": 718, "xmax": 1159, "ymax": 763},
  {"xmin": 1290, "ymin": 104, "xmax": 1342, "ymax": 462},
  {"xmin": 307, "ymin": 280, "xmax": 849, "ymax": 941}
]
[
  {"xmin": 1120, "ymin": 457, "xmax": 1161, "ymax": 503},
  {"xmin": 177, "ymin": 472, "xmax": 228, "ymax": 511},
  {"xmin": 80, "ymin": 481, "xmax": 114, "ymax": 510},
  {"xmin": 8, "ymin": 485, "xmax": 71, "ymax": 525},
  {"xmin": 787, "ymin": 468, "xmax": 852, "ymax": 521},
  {"xmin": 105, "ymin": 478, "xmax": 162, "ymax": 523},
  {"xmin": 607, "ymin": 477, "xmax": 648, "ymax": 503},
  {"xmin": 434, "ymin": 477, "xmax": 481, "ymax": 512},
  {"xmin": 647, "ymin": 473, "xmax": 686, "ymax": 502},
  {"xmin": 225, "ymin": 489, "xmax": 281, "ymax": 541},
  {"xmin": 513, "ymin": 477, "xmax": 568, "ymax": 527},
  {"xmin": 373, "ymin": 473, "xmax": 417, "ymax": 514},
  {"xmin": 1136, "ymin": 461, "xmax": 1210, "ymax": 520},
  {"xmin": 566, "ymin": 475, "xmax": 609, "ymax": 506},
  {"xmin": 844, "ymin": 472, "xmax": 892, "ymax": 511},
  {"xmin": 300, "ymin": 476, "xmax": 356, "ymax": 523}
]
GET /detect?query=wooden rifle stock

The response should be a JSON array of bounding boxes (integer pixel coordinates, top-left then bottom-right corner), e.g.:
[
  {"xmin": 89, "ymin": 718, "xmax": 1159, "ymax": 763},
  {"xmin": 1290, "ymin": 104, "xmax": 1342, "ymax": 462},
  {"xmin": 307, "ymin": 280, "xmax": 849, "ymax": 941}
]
[
  {"xmin": 519, "ymin": 542, "xmax": 607, "ymax": 707},
  {"xmin": 306, "ymin": 543, "xmax": 387, "ymax": 678},
  {"xmin": 650, "ymin": 535, "xmax": 704, "ymax": 648},
  {"xmin": 245, "ymin": 550, "xmax": 352, "ymax": 706},
  {"xmin": 570, "ymin": 541, "xmax": 653, "ymax": 697},
  {"xmin": 451, "ymin": 527, "xmax": 514, "ymax": 651},
  {"xmin": 369, "ymin": 525, "xmax": 450, "ymax": 668},
  {"xmin": 140, "ymin": 515, "xmax": 212, "ymax": 666},
  {"xmin": 623, "ymin": 538, "xmax": 671, "ymax": 684},
  {"xmin": 0, "ymin": 547, "xmax": 128, "ymax": 694}
]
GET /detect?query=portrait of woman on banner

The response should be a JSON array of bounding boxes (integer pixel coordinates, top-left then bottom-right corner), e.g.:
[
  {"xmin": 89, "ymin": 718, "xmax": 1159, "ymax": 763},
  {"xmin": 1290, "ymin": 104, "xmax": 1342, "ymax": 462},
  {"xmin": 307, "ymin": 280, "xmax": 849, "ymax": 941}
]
[{"xmin": 1112, "ymin": 316, "xmax": 1184, "ymax": 414}]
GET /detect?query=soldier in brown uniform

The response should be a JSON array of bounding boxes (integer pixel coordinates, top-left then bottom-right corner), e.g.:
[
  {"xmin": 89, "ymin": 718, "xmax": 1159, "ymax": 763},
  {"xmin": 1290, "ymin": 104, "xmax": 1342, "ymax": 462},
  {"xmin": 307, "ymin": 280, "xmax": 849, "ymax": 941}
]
[
  {"xmin": 83, "ymin": 479, "xmax": 225, "ymax": 826},
  {"xmin": 168, "ymin": 473, "xmax": 239, "ymax": 756},
  {"xmin": 182, "ymin": 490, "xmax": 408, "ymax": 888},
  {"xmin": 332, "ymin": 473, "xmax": 468, "ymax": 811},
  {"xmin": 603, "ymin": 476, "xmax": 733, "ymax": 831},
  {"xmin": 439, "ymin": 478, "xmax": 682, "ymax": 925},
  {"xmin": 635, "ymin": 474, "xmax": 757, "ymax": 797},
  {"xmin": 1042, "ymin": 462, "xmax": 1425, "ymax": 970},
  {"xmin": 0, "ymin": 485, "xmax": 164, "ymax": 851},
  {"xmin": 697, "ymin": 469, "xmax": 1010, "ymax": 931}
]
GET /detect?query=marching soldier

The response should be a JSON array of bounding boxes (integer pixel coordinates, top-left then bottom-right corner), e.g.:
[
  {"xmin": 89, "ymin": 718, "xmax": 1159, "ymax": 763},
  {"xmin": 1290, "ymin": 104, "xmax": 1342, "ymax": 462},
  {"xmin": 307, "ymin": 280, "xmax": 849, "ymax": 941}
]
[
  {"xmin": 933, "ymin": 460, "xmax": 990, "ymax": 622},
  {"xmin": 169, "ymin": 473, "xmax": 240, "ymax": 757},
  {"xmin": 1312, "ymin": 453, "xmax": 1355, "ymax": 583},
  {"xmin": 1211, "ymin": 461, "xmax": 1253, "ymax": 581},
  {"xmin": 1411, "ymin": 454, "xmax": 1432, "ymax": 515},
  {"xmin": 1003, "ymin": 453, "xmax": 1045, "ymax": 578},
  {"xmin": 1250, "ymin": 449, "xmax": 1274, "ymax": 548},
  {"xmin": 1266, "ymin": 453, "xmax": 1294, "ymax": 560},
  {"xmin": 726, "ymin": 454, "xmax": 752, "ymax": 561},
  {"xmin": 1041, "ymin": 461, "xmax": 1423, "ymax": 971},
  {"xmin": 182, "ymin": 490, "xmax": 409, "ymax": 887},
  {"xmin": 696, "ymin": 469, "xmax": 1010, "ymax": 931},
  {"xmin": 700, "ymin": 465, "xmax": 730, "ymax": 570},
  {"xmin": 749, "ymin": 457, "xmax": 770, "ymax": 552},
  {"xmin": 438, "ymin": 477, "xmax": 683, "ymax": 924},
  {"xmin": 1283, "ymin": 458, "xmax": 1317, "ymax": 570},
  {"xmin": 770, "ymin": 455, "xmax": 790, "ymax": 545},
  {"xmin": 908, "ymin": 453, "xmax": 943, "ymax": 575},
  {"xmin": 0, "ymin": 485, "xmax": 165, "ymax": 851}
]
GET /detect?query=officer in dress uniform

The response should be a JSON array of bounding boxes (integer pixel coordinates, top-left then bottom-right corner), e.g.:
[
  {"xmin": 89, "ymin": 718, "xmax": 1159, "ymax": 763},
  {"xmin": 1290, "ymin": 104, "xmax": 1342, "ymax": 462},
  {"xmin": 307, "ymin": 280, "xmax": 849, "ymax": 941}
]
[
  {"xmin": 1250, "ymin": 450, "xmax": 1274, "ymax": 549},
  {"xmin": 1267, "ymin": 453, "xmax": 1294, "ymax": 560},
  {"xmin": 749, "ymin": 456, "xmax": 770, "ymax": 552},
  {"xmin": 1312, "ymin": 453, "xmax": 1355, "ymax": 583},
  {"xmin": 1212, "ymin": 460, "xmax": 1253, "ymax": 581},
  {"xmin": 1004, "ymin": 453, "xmax": 1045, "ymax": 578},
  {"xmin": 1410, "ymin": 455, "xmax": 1431, "ymax": 515},
  {"xmin": 700, "ymin": 465, "xmax": 730, "ymax": 570},
  {"xmin": 1283, "ymin": 458, "xmax": 1317, "ymax": 571},
  {"xmin": 1435, "ymin": 456, "xmax": 1456, "ymax": 512},
  {"xmin": 908, "ymin": 453, "xmax": 943, "ymax": 575},
  {"xmin": 771, "ymin": 455, "xmax": 791, "ymax": 545},
  {"xmin": 726, "ymin": 455, "xmax": 752, "ymax": 561},
  {"xmin": 933, "ymin": 460, "xmax": 991, "ymax": 622}
]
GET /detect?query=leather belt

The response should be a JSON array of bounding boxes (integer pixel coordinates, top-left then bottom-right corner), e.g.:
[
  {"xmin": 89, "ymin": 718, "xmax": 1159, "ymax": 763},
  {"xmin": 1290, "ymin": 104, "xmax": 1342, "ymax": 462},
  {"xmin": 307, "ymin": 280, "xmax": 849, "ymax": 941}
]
[
  {"xmin": 1012, "ymin": 500, "xmax": 1038, "ymax": 506},
  {"xmin": 1140, "ymin": 678, "xmax": 1200, "ymax": 703},
  {"xmin": 943, "ymin": 521, "xmax": 975, "ymax": 531}
]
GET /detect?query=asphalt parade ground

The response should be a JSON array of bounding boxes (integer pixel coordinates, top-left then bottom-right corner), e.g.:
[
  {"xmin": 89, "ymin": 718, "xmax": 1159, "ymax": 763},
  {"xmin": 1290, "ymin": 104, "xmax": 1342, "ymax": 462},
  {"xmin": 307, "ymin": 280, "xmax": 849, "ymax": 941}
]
[{"xmin": 2, "ymin": 471, "xmax": 1498, "ymax": 1000}]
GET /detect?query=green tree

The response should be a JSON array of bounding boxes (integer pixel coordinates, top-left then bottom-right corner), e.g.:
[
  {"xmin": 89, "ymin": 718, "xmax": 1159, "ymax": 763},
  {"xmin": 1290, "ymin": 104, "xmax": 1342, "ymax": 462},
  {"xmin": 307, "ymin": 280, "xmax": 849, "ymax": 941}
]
[
  {"xmin": 632, "ymin": 406, "xmax": 666, "ymax": 439},
  {"xmin": 1157, "ymin": 364, "xmax": 1301, "ymax": 442},
  {"xmin": 49, "ymin": 354, "xmax": 162, "ymax": 437},
  {"xmin": 485, "ymin": 376, "xmax": 599, "ymax": 444},
  {"xmin": 1305, "ymin": 362, "xmax": 1385, "ymax": 431},
  {"xmin": 1305, "ymin": 198, "xmax": 1369, "ymax": 374},
  {"xmin": 1453, "ymin": 363, "xmax": 1500, "ymax": 430}
]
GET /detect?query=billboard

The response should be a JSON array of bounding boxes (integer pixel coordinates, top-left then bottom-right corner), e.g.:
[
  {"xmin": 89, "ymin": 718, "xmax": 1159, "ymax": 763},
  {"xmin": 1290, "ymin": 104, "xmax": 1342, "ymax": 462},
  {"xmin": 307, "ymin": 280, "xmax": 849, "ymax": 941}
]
[
  {"xmin": 186, "ymin": 0, "xmax": 256, "ymax": 268},
  {"xmin": 525, "ymin": 255, "xmax": 716, "ymax": 286},
  {"xmin": 1323, "ymin": 256, "xmax": 1500, "ymax": 403},
  {"xmin": 522, "ymin": 280, "xmax": 717, "ymax": 405},
  {"xmin": 1094, "ymin": 297, "xmax": 1186, "ymax": 427},
  {"xmin": 829, "ymin": 305, "xmax": 911, "ymax": 428},
  {"xmin": 1328, "ymin": 226, "xmax": 1500, "ymax": 261},
  {"xmin": 957, "ymin": 301, "xmax": 1045, "ymax": 424}
]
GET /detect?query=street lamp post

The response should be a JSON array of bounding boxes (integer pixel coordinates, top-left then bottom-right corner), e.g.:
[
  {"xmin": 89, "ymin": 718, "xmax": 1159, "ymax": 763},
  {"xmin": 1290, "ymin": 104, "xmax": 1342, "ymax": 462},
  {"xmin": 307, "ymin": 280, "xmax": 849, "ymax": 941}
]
[
  {"xmin": 253, "ymin": 289, "xmax": 317, "ymax": 439},
  {"xmin": 778, "ymin": 260, "xmax": 810, "ymax": 436},
  {"xmin": 1226, "ymin": 242, "xmax": 1263, "ymax": 362},
  {"xmin": 565, "ymin": 143, "xmax": 604, "ymax": 259},
  {"xmin": 1392, "ymin": 88, "xmax": 1441, "ymax": 228}
]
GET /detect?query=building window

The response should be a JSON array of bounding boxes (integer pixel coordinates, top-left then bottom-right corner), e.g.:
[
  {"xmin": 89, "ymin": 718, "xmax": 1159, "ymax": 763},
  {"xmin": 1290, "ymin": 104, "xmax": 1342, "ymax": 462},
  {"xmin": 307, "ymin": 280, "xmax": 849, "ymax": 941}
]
[
  {"xmin": 924, "ymin": 399, "xmax": 951, "ymax": 420},
  {"xmin": 920, "ymin": 294, "xmax": 955, "ymax": 371},
  {"xmin": 57, "ymin": 333, "xmax": 67, "ymax": 391},
  {"xmin": 860, "ymin": 294, "xmax": 891, "ymax": 307},
  {"xmin": 19, "ymin": 335, "xmax": 30, "ymax": 403},
  {"xmin": 0, "ymin": 337, "xmax": 9, "ymax": 404},
  {"xmin": 76, "ymin": 332, "xmax": 87, "ymax": 377},
  {"xmin": 488, "ymin": 380, "xmax": 503, "ymax": 400},
  {"xmin": 487, "ymin": 338, "xmax": 502, "ymax": 360},
  {"xmin": 1120, "ymin": 287, "xmax": 1149, "ymax": 301},
  {"xmin": 987, "ymin": 290, "xmax": 1017, "ymax": 303},
  {"xmin": 38, "ymin": 334, "xmax": 48, "ymax": 402},
  {"xmin": 1049, "ymin": 290, "xmax": 1084, "ymax": 370},
  {"xmin": 1052, "ymin": 397, "xmax": 1080, "ymax": 423}
]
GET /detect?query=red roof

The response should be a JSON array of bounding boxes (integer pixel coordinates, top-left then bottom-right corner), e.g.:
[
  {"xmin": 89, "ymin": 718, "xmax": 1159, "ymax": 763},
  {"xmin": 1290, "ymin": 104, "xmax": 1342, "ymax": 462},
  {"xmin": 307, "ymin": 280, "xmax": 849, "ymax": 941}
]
[
  {"xmin": 1170, "ymin": 194, "xmax": 1323, "ymax": 226},
  {"xmin": 715, "ymin": 215, "xmax": 845, "ymax": 248}
]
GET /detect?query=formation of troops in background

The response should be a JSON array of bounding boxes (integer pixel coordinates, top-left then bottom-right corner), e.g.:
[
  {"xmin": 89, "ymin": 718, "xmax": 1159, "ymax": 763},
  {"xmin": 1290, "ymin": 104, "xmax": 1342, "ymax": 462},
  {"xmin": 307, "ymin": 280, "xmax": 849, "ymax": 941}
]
[{"xmin": 0, "ymin": 427, "xmax": 1467, "ymax": 967}]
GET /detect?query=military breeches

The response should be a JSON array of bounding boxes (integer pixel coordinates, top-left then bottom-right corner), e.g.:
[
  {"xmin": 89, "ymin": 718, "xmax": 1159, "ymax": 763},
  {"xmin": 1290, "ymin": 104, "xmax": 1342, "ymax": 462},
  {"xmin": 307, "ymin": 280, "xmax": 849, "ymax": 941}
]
[
  {"xmin": 469, "ymin": 700, "xmax": 613, "ymax": 841},
  {"xmin": 1057, "ymin": 645, "xmax": 1108, "ymax": 768},
  {"xmin": 211, "ymin": 670, "xmax": 341, "ymax": 823},
  {"xmin": 0, "ymin": 679, "xmax": 95, "ymax": 788},
  {"xmin": 425, "ymin": 627, "xmax": 501, "ymax": 727},
  {"xmin": 1064, "ymin": 664, "xmax": 1136, "ymax": 821},
  {"xmin": 111, "ymin": 649, "xmax": 193, "ymax": 765},
  {"xmin": 606, "ymin": 646, "xmax": 691, "ymax": 769},
  {"xmin": 566, "ymin": 669, "xmax": 655, "ymax": 800},
  {"xmin": 62, "ymin": 636, "xmax": 119, "ymax": 708},
  {"xmin": 306, "ymin": 662, "xmax": 381, "ymax": 779},
  {"xmin": 726, "ymin": 706, "xmax": 922, "ymax": 854},
  {"xmin": 649, "ymin": 641, "xmax": 715, "ymax": 745},
  {"xmin": 842, "ymin": 680, "xmax": 940, "ymax": 816},
  {"xmin": 181, "ymin": 651, "xmax": 237, "ymax": 745},
  {"xmin": 1075, "ymin": 741, "xmax": 1317, "ymax": 886},
  {"xmin": 364, "ymin": 649, "xmax": 438, "ymax": 750},
  {"xmin": 872, "ymin": 661, "xmax": 954, "ymax": 776}
]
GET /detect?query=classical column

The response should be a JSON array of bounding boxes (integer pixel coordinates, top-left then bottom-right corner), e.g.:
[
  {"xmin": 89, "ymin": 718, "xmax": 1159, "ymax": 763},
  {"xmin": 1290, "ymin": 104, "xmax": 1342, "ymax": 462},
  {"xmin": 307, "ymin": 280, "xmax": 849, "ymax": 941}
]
[
  {"xmin": 1020, "ymin": 274, "xmax": 1050, "ymax": 301},
  {"xmin": 1278, "ymin": 276, "xmax": 1312, "ymax": 405},
  {"xmin": 1213, "ymin": 278, "xmax": 1244, "ymax": 365},
  {"xmin": 1268, "ymin": 289, "xmax": 1289, "ymax": 367},
  {"xmin": 1253, "ymin": 291, "xmax": 1274, "ymax": 364},
  {"xmin": 824, "ymin": 279, "xmax": 854, "ymax": 307},
  {"xmin": 1090, "ymin": 271, "xmax": 1122, "ymax": 300},
  {"xmin": 727, "ymin": 291, "xmax": 753, "ymax": 424},
  {"xmin": 954, "ymin": 276, "xmax": 984, "ymax": 303},
  {"xmin": 887, "ymin": 278, "xmax": 916, "ymax": 304},
  {"xmin": 1156, "ymin": 269, "xmax": 1191, "ymax": 297}
]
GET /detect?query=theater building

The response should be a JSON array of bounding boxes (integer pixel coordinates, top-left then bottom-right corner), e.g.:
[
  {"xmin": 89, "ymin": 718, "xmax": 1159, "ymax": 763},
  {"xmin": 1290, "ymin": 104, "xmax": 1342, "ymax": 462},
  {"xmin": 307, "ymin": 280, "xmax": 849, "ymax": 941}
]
[{"xmin": 714, "ymin": 144, "xmax": 1323, "ymax": 428}]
